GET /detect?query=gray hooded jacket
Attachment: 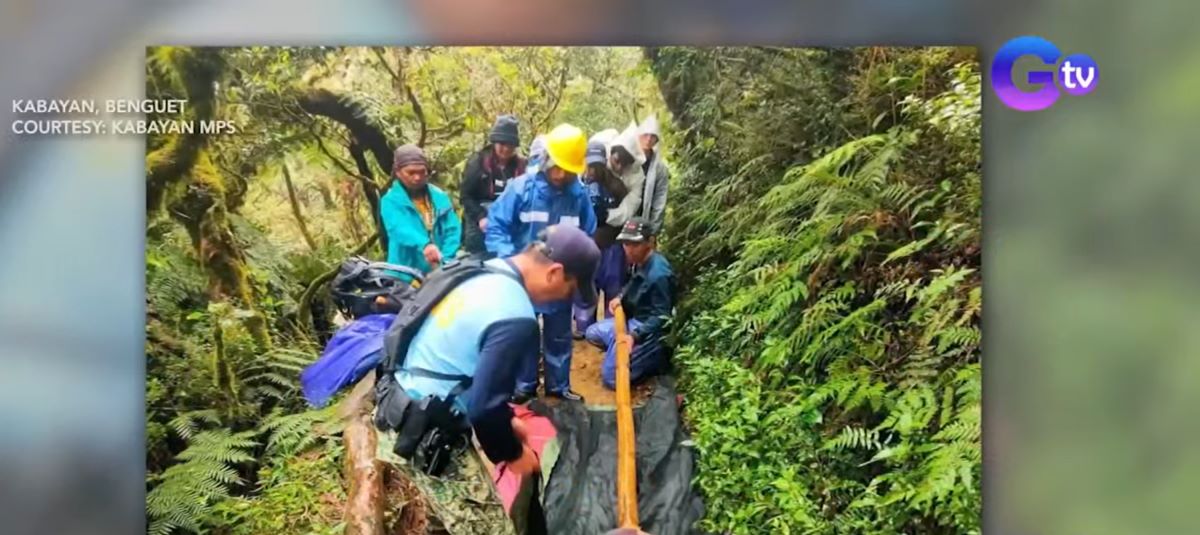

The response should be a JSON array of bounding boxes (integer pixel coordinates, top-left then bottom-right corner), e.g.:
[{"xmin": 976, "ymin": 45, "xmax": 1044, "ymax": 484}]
[
  {"xmin": 638, "ymin": 115, "xmax": 669, "ymax": 232},
  {"xmin": 602, "ymin": 123, "xmax": 646, "ymax": 227}
]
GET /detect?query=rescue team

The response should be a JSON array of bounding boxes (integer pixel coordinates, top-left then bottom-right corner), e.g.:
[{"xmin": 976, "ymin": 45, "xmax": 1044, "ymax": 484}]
[{"xmin": 377, "ymin": 116, "xmax": 674, "ymax": 477}]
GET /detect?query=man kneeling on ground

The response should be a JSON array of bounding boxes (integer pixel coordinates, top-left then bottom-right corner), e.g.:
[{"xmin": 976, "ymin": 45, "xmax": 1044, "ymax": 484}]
[
  {"xmin": 585, "ymin": 217, "xmax": 675, "ymax": 390},
  {"xmin": 385, "ymin": 225, "xmax": 600, "ymax": 475}
]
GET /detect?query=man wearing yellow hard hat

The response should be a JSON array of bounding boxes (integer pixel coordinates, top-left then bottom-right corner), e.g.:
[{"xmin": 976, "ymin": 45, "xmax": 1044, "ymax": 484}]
[{"xmin": 485, "ymin": 123, "xmax": 597, "ymax": 403}]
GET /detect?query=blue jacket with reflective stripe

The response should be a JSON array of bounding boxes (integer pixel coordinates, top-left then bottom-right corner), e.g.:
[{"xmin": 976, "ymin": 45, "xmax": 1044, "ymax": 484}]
[{"xmin": 483, "ymin": 170, "xmax": 597, "ymax": 258}]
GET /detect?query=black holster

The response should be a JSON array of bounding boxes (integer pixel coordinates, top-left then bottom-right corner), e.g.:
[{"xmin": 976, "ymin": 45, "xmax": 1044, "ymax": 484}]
[{"xmin": 375, "ymin": 373, "xmax": 469, "ymax": 476}]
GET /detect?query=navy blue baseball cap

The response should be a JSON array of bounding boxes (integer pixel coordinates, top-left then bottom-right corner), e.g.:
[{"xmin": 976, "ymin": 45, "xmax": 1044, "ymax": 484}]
[
  {"xmin": 537, "ymin": 225, "xmax": 600, "ymax": 304},
  {"xmin": 585, "ymin": 140, "xmax": 607, "ymax": 166}
]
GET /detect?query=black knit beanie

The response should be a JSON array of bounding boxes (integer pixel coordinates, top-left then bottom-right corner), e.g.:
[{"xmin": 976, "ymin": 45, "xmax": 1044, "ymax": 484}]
[{"xmin": 489, "ymin": 114, "xmax": 520, "ymax": 146}]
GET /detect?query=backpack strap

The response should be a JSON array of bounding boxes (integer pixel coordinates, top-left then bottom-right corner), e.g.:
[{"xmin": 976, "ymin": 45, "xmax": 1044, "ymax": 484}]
[
  {"xmin": 378, "ymin": 259, "xmax": 523, "ymax": 376},
  {"xmin": 384, "ymin": 261, "xmax": 521, "ymax": 405},
  {"xmin": 366, "ymin": 261, "xmax": 426, "ymax": 282}
]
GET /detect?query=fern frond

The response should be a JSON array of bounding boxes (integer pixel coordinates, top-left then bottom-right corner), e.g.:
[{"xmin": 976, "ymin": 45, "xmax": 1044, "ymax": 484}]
[
  {"xmin": 916, "ymin": 267, "xmax": 975, "ymax": 306},
  {"xmin": 146, "ymin": 428, "xmax": 256, "ymax": 534},
  {"xmin": 824, "ymin": 426, "xmax": 882, "ymax": 452},
  {"xmin": 259, "ymin": 405, "xmax": 340, "ymax": 456},
  {"xmin": 168, "ymin": 409, "xmax": 221, "ymax": 441}
]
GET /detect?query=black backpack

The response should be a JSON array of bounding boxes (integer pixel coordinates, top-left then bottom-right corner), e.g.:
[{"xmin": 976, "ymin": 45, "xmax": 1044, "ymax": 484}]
[
  {"xmin": 329, "ymin": 257, "xmax": 425, "ymax": 320},
  {"xmin": 372, "ymin": 258, "xmax": 521, "ymax": 433}
]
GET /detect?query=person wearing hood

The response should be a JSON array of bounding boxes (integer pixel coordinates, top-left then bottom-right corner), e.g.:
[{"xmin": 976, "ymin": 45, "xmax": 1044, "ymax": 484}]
[
  {"xmin": 485, "ymin": 123, "xmax": 596, "ymax": 403},
  {"xmin": 637, "ymin": 114, "xmax": 670, "ymax": 234},
  {"xmin": 606, "ymin": 122, "xmax": 647, "ymax": 226},
  {"xmin": 526, "ymin": 134, "xmax": 548, "ymax": 174},
  {"xmin": 573, "ymin": 126, "xmax": 646, "ymax": 334},
  {"xmin": 380, "ymin": 144, "xmax": 462, "ymax": 283},
  {"xmin": 460, "ymin": 115, "xmax": 528, "ymax": 256}
]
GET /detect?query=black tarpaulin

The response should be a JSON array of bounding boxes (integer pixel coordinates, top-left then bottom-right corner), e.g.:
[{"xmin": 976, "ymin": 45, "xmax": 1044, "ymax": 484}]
[{"xmin": 531, "ymin": 376, "xmax": 705, "ymax": 535}]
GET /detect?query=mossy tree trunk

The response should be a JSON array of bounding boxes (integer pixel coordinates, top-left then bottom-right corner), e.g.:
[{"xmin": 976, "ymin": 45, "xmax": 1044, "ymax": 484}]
[
  {"xmin": 146, "ymin": 47, "xmax": 223, "ymax": 215},
  {"xmin": 146, "ymin": 46, "xmax": 271, "ymax": 350}
]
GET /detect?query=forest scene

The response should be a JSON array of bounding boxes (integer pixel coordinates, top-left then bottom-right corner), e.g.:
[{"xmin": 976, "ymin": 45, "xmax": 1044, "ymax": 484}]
[{"xmin": 144, "ymin": 46, "xmax": 981, "ymax": 534}]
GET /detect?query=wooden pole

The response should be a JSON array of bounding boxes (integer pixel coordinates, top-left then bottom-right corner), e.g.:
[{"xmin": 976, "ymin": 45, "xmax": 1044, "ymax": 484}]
[{"xmin": 612, "ymin": 304, "xmax": 640, "ymax": 530}]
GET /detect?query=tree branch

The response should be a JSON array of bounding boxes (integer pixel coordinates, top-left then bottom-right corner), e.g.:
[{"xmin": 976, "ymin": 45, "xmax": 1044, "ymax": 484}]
[
  {"xmin": 282, "ymin": 163, "xmax": 319, "ymax": 251},
  {"xmin": 296, "ymin": 88, "xmax": 394, "ymax": 175},
  {"xmin": 534, "ymin": 62, "xmax": 570, "ymax": 132},
  {"xmin": 309, "ymin": 124, "xmax": 361, "ymax": 179},
  {"xmin": 371, "ymin": 47, "xmax": 403, "ymax": 87},
  {"xmin": 306, "ymin": 123, "xmax": 383, "ymax": 248},
  {"xmin": 342, "ymin": 370, "xmax": 384, "ymax": 535},
  {"xmin": 404, "ymin": 84, "xmax": 428, "ymax": 148},
  {"xmin": 372, "ymin": 47, "xmax": 428, "ymax": 148},
  {"xmin": 213, "ymin": 157, "xmax": 252, "ymax": 212},
  {"xmin": 349, "ymin": 141, "xmax": 388, "ymax": 255},
  {"xmin": 428, "ymin": 79, "xmax": 452, "ymax": 124}
]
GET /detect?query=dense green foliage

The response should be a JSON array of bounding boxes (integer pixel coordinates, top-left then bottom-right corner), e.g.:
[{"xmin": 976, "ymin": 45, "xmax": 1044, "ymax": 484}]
[{"xmin": 649, "ymin": 47, "xmax": 981, "ymax": 533}]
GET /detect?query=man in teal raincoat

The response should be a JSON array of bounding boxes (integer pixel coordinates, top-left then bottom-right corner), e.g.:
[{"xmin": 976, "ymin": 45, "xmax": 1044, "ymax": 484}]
[{"xmin": 380, "ymin": 144, "xmax": 462, "ymax": 282}]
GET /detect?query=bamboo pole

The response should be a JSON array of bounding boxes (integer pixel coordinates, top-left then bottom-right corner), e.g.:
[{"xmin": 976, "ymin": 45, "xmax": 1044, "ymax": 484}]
[{"xmin": 612, "ymin": 304, "xmax": 640, "ymax": 530}]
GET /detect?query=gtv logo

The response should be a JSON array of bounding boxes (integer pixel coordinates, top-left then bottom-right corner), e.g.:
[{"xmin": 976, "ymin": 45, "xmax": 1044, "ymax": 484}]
[{"xmin": 991, "ymin": 36, "xmax": 1098, "ymax": 111}]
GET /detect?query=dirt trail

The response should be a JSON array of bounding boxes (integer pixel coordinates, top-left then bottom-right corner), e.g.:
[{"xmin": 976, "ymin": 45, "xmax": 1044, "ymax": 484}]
[{"xmin": 540, "ymin": 340, "xmax": 654, "ymax": 408}]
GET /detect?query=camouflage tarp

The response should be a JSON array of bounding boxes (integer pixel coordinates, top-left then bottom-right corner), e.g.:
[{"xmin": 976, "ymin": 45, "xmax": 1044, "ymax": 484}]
[{"xmin": 377, "ymin": 430, "xmax": 517, "ymax": 535}]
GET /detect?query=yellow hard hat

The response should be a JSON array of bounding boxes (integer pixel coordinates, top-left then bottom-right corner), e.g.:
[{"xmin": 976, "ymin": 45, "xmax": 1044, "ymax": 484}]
[{"xmin": 542, "ymin": 123, "xmax": 587, "ymax": 175}]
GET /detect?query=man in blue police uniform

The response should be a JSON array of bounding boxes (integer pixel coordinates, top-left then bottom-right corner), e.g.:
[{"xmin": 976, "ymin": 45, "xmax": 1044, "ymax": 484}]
[
  {"xmin": 484, "ymin": 123, "xmax": 596, "ymax": 403},
  {"xmin": 586, "ymin": 217, "xmax": 675, "ymax": 390},
  {"xmin": 394, "ymin": 225, "xmax": 600, "ymax": 474}
]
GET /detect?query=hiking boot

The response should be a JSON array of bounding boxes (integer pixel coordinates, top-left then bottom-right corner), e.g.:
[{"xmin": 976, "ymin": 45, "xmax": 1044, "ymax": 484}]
[
  {"xmin": 510, "ymin": 391, "xmax": 537, "ymax": 405},
  {"xmin": 548, "ymin": 389, "xmax": 583, "ymax": 402}
]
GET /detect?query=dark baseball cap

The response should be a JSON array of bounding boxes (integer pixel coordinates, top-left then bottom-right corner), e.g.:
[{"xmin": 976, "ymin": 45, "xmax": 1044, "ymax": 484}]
[
  {"xmin": 616, "ymin": 217, "xmax": 654, "ymax": 243},
  {"xmin": 585, "ymin": 140, "xmax": 607, "ymax": 166},
  {"xmin": 538, "ymin": 225, "xmax": 600, "ymax": 305}
]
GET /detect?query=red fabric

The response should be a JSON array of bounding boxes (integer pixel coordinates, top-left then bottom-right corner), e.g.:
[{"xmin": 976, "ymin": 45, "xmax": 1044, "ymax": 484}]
[{"xmin": 492, "ymin": 403, "xmax": 557, "ymax": 514}]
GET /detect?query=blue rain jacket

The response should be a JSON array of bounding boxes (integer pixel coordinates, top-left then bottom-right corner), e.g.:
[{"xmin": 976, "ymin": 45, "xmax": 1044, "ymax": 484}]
[
  {"xmin": 484, "ymin": 170, "xmax": 596, "ymax": 313},
  {"xmin": 483, "ymin": 170, "xmax": 596, "ymax": 257},
  {"xmin": 300, "ymin": 314, "xmax": 395, "ymax": 407}
]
